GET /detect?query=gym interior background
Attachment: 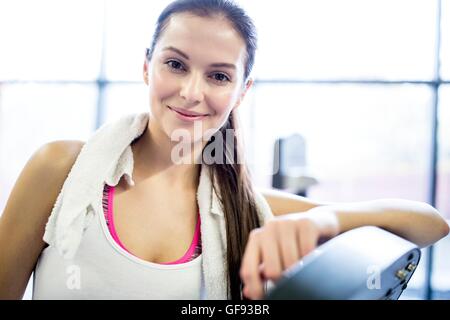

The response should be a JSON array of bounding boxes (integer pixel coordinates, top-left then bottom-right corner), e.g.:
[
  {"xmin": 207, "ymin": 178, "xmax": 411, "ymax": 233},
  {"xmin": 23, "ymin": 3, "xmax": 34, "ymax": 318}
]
[{"xmin": 0, "ymin": 0, "xmax": 449, "ymax": 300}]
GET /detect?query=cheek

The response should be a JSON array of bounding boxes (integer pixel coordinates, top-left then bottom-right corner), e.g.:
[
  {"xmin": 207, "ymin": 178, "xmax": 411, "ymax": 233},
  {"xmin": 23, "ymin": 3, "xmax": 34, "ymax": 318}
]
[
  {"xmin": 149, "ymin": 70, "xmax": 177, "ymax": 104},
  {"xmin": 208, "ymin": 92, "xmax": 237, "ymax": 130},
  {"xmin": 207, "ymin": 90, "xmax": 239, "ymax": 123}
]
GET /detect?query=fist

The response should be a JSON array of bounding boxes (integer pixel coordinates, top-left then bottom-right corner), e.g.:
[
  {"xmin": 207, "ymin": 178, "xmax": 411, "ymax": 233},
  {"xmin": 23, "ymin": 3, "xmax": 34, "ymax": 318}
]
[{"xmin": 239, "ymin": 210, "xmax": 339, "ymax": 299}]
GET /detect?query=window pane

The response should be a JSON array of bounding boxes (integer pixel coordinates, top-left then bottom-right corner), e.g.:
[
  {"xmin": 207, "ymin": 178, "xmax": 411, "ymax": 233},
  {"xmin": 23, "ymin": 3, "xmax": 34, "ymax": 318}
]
[
  {"xmin": 104, "ymin": 0, "xmax": 170, "ymax": 81},
  {"xmin": 247, "ymin": 83, "xmax": 433, "ymax": 297},
  {"xmin": 102, "ymin": 83, "xmax": 148, "ymax": 124},
  {"xmin": 249, "ymin": 83, "xmax": 433, "ymax": 205},
  {"xmin": 0, "ymin": 0, "xmax": 104, "ymax": 81},
  {"xmin": 437, "ymin": 85, "xmax": 450, "ymax": 219},
  {"xmin": 104, "ymin": 0, "xmax": 438, "ymax": 81},
  {"xmin": 0, "ymin": 84, "xmax": 97, "ymax": 211},
  {"xmin": 432, "ymin": 85, "xmax": 450, "ymax": 298},
  {"xmin": 441, "ymin": 0, "xmax": 450, "ymax": 80},
  {"xmin": 241, "ymin": 0, "xmax": 437, "ymax": 80}
]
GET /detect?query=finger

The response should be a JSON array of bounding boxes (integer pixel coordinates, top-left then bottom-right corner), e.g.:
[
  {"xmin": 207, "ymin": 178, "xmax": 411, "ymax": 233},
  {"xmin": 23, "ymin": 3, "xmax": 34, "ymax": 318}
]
[
  {"xmin": 260, "ymin": 223, "xmax": 283, "ymax": 282},
  {"xmin": 240, "ymin": 230, "xmax": 263, "ymax": 299},
  {"xmin": 278, "ymin": 222, "xmax": 301, "ymax": 270},
  {"xmin": 297, "ymin": 221, "xmax": 319, "ymax": 258}
]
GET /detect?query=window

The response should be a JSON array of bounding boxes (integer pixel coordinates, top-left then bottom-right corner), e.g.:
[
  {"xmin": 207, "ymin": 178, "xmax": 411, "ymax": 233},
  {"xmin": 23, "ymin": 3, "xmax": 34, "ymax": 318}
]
[
  {"xmin": 0, "ymin": 0, "xmax": 104, "ymax": 81},
  {"xmin": 244, "ymin": 0, "xmax": 437, "ymax": 80}
]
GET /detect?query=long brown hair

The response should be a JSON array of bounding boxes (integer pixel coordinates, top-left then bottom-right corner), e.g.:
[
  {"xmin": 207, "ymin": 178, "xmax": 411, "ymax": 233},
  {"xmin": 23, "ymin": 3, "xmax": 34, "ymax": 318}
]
[
  {"xmin": 206, "ymin": 110, "xmax": 261, "ymax": 299},
  {"xmin": 147, "ymin": 0, "xmax": 261, "ymax": 299}
]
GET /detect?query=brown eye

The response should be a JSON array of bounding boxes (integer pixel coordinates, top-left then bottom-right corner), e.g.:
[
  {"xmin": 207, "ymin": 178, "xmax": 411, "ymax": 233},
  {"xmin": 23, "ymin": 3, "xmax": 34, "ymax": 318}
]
[
  {"xmin": 165, "ymin": 60, "xmax": 185, "ymax": 71},
  {"xmin": 211, "ymin": 72, "xmax": 231, "ymax": 83}
]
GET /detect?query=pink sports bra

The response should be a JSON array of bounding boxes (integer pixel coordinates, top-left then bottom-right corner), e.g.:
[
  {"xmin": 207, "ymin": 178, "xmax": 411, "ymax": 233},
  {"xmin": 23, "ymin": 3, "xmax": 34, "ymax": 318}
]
[{"xmin": 102, "ymin": 184, "xmax": 202, "ymax": 264}]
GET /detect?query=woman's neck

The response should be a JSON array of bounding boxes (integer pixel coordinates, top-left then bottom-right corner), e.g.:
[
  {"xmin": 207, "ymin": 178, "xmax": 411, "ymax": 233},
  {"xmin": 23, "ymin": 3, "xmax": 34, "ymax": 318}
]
[{"xmin": 130, "ymin": 118, "xmax": 204, "ymax": 190}]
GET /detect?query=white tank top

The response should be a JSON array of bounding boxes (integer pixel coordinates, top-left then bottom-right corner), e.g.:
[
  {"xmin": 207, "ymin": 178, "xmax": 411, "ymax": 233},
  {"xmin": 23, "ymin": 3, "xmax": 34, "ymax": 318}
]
[
  {"xmin": 35, "ymin": 112, "xmax": 274, "ymax": 299},
  {"xmin": 32, "ymin": 197, "xmax": 204, "ymax": 300}
]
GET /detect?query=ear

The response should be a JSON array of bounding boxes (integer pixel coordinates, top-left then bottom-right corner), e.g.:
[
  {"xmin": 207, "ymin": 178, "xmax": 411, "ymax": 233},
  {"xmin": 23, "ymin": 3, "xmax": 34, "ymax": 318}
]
[
  {"xmin": 232, "ymin": 78, "xmax": 254, "ymax": 110},
  {"xmin": 143, "ymin": 60, "xmax": 149, "ymax": 85}
]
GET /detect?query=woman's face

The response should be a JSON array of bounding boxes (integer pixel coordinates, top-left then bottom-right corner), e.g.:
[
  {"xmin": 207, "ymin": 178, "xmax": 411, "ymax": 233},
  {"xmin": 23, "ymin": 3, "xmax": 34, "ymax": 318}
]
[{"xmin": 144, "ymin": 13, "xmax": 252, "ymax": 144}]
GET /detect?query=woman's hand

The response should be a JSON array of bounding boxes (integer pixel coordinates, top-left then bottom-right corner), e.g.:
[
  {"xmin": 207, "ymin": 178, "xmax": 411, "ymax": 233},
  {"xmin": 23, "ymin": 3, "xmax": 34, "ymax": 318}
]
[
  {"xmin": 239, "ymin": 209, "xmax": 340, "ymax": 300},
  {"xmin": 240, "ymin": 198, "xmax": 450, "ymax": 300}
]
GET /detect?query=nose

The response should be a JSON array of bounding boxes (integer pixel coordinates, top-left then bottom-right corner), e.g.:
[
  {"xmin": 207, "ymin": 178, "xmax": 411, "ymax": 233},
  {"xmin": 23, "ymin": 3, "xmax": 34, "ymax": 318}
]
[{"xmin": 179, "ymin": 71, "xmax": 204, "ymax": 105}]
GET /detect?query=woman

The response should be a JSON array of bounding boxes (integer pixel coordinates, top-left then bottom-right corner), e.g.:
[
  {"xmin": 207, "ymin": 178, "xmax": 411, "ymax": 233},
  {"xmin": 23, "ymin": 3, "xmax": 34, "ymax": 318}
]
[{"xmin": 0, "ymin": 0, "xmax": 448, "ymax": 300}]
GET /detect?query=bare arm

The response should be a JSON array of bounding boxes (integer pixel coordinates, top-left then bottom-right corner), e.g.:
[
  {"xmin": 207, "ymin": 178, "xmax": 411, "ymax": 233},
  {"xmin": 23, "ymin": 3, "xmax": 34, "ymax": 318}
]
[
  {"xmin": 241, "ymin": 195, "xmax": 449, "ymax": 299},
  {"xmin": 305, "ymin": 198, "xmax": 450, "ymax": 248},
  {"xmin": 0, "ymin": 140, "xmax": 84, "ymax": 299},
  {"xmin": 259, "ymin": 188, "xmax": 331, "ymax": 216},
  {"xmin": 260, "ymin": 188, "xmax": 449, "ymax": 247}
]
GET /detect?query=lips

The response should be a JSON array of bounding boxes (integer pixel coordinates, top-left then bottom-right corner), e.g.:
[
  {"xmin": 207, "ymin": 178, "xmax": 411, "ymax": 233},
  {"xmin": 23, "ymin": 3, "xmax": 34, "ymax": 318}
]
[{"xmin": 168, "ymin": 106, "xmax": 209, "ymax": 117}]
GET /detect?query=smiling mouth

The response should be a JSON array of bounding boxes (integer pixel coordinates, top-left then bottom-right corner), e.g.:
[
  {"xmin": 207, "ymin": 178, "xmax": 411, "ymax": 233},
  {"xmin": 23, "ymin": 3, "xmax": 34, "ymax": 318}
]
[{"xmin": 168, "ymin": 106, "xmax": 209, "ymax": 118}]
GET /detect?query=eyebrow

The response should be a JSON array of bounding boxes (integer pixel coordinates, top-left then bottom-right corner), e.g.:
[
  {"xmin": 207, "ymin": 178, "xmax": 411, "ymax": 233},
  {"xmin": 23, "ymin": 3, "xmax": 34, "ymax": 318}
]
[{"xmin": 162, "ymin": 46, "xmax": 237, "ymax": 70}]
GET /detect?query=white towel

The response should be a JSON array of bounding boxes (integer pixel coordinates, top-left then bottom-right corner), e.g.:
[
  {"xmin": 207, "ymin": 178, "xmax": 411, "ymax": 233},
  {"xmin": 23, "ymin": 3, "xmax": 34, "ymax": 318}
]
[{"xmin": 42, "ymin": 112, "xmax": 273, "ymax": 299}]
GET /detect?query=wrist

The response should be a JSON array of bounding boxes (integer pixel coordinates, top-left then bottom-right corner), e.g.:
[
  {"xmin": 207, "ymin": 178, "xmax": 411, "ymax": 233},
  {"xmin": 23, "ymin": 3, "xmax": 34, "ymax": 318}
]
[{"xmin": 304, "ymin": 206, "xmax": 340, "ymax": 239}]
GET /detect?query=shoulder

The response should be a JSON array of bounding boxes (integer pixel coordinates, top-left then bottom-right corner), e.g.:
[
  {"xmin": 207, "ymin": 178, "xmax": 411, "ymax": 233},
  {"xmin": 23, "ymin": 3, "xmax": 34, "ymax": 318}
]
[
  {"xmin": 2, "ymin": 140, "xmax": 86, "ymax": 221},
  {"xmin": 34, "ymin": 140, "xmax": 85, "ymax": 168},
  {"xmin": 17, "ymin": 140, "xmax": 86, "ymax": 190}
]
